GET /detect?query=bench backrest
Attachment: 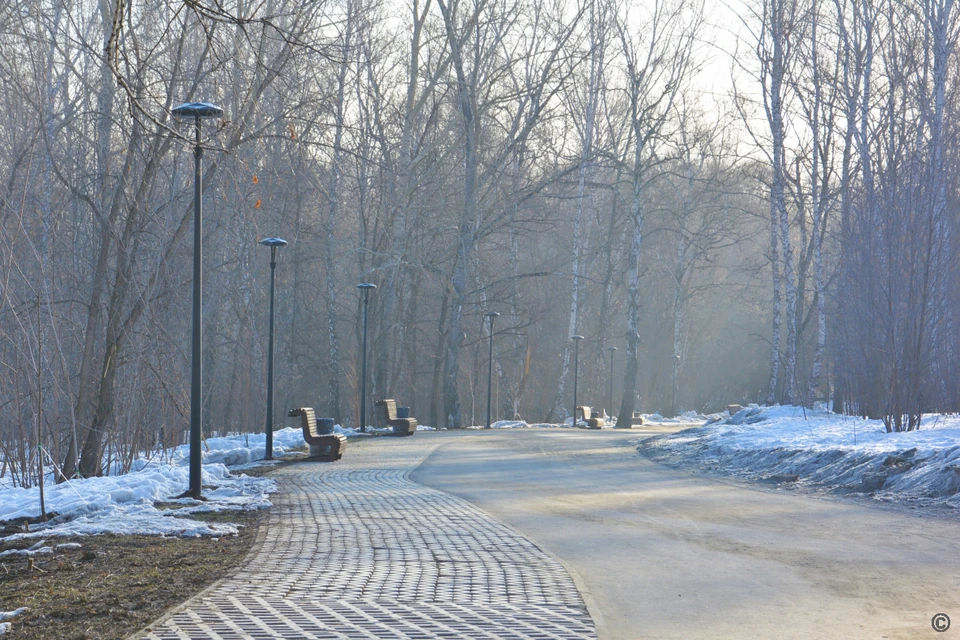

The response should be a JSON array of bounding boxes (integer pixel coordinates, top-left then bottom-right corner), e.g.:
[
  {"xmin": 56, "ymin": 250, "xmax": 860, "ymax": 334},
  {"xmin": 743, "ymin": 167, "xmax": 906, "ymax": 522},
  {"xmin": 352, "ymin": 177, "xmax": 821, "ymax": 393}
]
[
  {"xmin": 288, "ymin": 407, "xmax": 319, "ymax": 436},
  {"xmin": 376, "ymin": 399, "xmax": 399, "ymax": 421}
]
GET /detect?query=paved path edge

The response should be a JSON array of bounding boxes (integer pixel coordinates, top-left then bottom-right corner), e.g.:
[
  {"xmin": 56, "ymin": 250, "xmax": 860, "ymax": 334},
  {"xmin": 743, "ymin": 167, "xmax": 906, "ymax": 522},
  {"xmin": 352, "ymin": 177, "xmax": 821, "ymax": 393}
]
[
  {"xmin": 124, "ymin": 489, "xmax": 276, "ymax": 640},
  {"xmin": 415, "ymin": 441, "xmax": 609, "ymax": 639}
]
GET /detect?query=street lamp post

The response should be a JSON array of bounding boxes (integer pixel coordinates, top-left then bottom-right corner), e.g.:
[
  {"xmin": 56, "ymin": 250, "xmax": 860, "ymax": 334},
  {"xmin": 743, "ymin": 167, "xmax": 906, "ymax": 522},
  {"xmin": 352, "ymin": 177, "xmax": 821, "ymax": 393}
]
[
  {"xmin": 484, "ymin": 312, "xmax": 500, "ymax": 429},
  {"xmin": 572, "ymin": 335, "xmax": 584, "ymax": 426},
  {"xmin": 672, "ymin": 353, "xmax": 681, "ymax": 418},
  {"xmin": 260, "ymin": 238, "xmax": 288, "ymax": 460},
  {"xmin": 607, "ymin": 345, "xmax": 617, "ymax": 419},
  {"xmin": 172, "ymin": 101, "xmax": 223, "ymax": 499},
  {"xmin": 357, "ymin": 283, "xmax": 377, "ymax": 433}
]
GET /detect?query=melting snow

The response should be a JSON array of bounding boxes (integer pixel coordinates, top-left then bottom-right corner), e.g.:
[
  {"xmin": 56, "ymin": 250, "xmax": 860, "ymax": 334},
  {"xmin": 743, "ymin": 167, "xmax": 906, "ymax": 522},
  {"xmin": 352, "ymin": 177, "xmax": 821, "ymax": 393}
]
[
  {"xmin": 641, "ymin": 405, "xmax": 960, "ymax": 508},
  {"xmin": 0, "ymin": 427, "xmax": 323, "ymax": 542}
]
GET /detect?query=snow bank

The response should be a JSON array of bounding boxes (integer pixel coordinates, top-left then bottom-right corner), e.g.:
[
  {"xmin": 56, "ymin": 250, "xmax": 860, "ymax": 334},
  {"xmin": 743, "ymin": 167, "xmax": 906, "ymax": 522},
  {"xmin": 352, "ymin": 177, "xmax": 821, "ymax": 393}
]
[
  {"xmin": 0, "ymin": 457, "xmax": 276, "ymax": 542},
  {"xmin": 640, "ymin": 405, "xmax": 960, "ymax": 508},
  {"xmin": 639, "ymin": 410, "xmax": 712, "ymax": 427},
  {"xmin": 0, "ymin": 428, "xmax": 326, "ymax": 543},
  {"xmin": 491, "ymin": 420, "xmax": 529, "ymax": 429},
  {"xmin": 468, "ymin": 420, "xmax": 566, "ymax": 429}
]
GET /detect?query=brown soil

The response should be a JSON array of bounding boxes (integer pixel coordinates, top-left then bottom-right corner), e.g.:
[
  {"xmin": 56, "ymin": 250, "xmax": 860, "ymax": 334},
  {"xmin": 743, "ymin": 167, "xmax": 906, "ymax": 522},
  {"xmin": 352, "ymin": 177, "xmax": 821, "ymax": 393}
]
[{"xmin": 0, "ymin": 491, "xmax": 268, "ymax": 639}]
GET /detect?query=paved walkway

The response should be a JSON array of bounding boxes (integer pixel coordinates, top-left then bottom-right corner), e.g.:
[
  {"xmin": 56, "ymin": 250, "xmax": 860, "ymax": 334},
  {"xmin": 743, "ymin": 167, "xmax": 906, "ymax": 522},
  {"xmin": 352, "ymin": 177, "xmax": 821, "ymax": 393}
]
[
  {"xmin": 137, "ymin": 434, "xmax": 596, "ymax": 639},
  {"xmin": 413, "ymin": 429, "xmax": 960, "ymax": 639}
]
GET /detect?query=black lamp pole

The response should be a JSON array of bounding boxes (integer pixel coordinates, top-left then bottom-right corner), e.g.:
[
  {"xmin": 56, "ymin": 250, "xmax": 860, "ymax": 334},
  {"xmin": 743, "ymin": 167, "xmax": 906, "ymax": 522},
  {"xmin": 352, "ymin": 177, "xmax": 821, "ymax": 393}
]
[
  {"xmin": 607, "ymin": 345, "xmax": 617, "ymax": 418},
  {"xmin": 484, "ymin": 311, "xmax": 500, "ymax": 429},
  {"xmin": 172, "ymin": 101, "xmax": 223, "ymax": 499},
  {"xmin": 572, "ymin": 335, "xmax": 584, "ymax": 426},
  {"xmin": 260, "ymin": 238, "xmax": 288, "ymax": 460},
  {"xmin": 357, "ymin": 283, "xmax": 377, "ymax": 433},
  {"xmin": 672, "ymin": 353, "xmax": 680, "ymax": 418}
]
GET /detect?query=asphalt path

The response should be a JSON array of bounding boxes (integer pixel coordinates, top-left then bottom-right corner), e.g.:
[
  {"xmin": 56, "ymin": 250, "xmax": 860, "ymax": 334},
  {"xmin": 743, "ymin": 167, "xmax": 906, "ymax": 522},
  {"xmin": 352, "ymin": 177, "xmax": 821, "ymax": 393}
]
[{"xmin": 410, "ymin": 428, "xmax": 960, "ymax": 640}]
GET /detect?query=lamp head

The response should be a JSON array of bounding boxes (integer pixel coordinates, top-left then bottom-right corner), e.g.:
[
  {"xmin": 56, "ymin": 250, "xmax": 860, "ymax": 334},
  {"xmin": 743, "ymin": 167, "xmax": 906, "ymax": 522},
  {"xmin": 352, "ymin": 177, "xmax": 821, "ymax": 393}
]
[
  {"xmin": 259, "ymin": 237, "xmax": 288, "ymax": 248},
  {"xmin": 608, "ymin": 346, "xmax": 618, "ymax": 352},
  {"xmin": 572, "ymin": 335, "xmax": 584, "ymax": 341},
  {"xmin": 172, "ymin": 102, "xmax": 224, "ymax": 119},
  {"xmin": 356, "ymin": 283, "xmax": 377, "ymax": 290},
  {"xmin": 485, "ymin": 311, "xmax": 501, "ymax": 318}
]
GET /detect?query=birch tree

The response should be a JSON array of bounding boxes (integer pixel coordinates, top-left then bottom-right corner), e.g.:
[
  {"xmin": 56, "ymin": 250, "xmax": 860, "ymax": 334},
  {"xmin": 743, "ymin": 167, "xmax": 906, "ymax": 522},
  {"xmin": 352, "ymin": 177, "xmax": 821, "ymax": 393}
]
[{"xmin": 614, "ymin": 0, "xmax": 702, "ymax": 427}]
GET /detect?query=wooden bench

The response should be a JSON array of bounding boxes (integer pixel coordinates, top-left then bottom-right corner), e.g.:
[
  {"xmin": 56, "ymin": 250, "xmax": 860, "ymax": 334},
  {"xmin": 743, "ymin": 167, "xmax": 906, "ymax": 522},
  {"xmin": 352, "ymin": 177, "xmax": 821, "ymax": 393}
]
[
  {"xmin": 576, "ymin": 406, "xmax": 605, "ymax": 429},
  {"xmin": 630, "ymin": 411, "xmax": 645, "ymax": 427},
  {"xmin": 287, "ymin": 407, "xmax": 347, "ymax": 461},
  {"xmin": 375, "ymin": 399, "xmax": 417, "ymax": 436}
]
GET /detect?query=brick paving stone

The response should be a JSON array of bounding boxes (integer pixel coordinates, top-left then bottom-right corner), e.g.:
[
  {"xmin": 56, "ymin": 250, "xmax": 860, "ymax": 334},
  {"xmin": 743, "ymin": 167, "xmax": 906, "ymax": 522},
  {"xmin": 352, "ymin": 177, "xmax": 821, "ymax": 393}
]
[{"xmin": 136, "ymin": 435, "xmax": 597, "ymax": 639}]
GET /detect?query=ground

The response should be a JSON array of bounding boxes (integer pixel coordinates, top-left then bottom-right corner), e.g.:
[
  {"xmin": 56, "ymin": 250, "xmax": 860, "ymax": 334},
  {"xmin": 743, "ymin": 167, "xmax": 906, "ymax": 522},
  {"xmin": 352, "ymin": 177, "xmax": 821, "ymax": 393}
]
[
  {"xmin": 413, "ymin": 429, "xmax": 960, "ymax": 639},
  {"xmin": 0, "ymin": 487, "xmax": 267, "ymax": 640},
  {"xmin": 4, "ymin": 425, "xmax": 959, "ymax": 639}
]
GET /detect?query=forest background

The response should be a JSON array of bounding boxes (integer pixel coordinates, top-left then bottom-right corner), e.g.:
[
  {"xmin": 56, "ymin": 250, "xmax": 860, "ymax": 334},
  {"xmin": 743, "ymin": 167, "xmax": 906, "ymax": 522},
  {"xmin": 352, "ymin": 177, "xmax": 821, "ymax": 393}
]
[{"xmin": 1, "ymin": 0, "xmax": 958, "ymax": 483}]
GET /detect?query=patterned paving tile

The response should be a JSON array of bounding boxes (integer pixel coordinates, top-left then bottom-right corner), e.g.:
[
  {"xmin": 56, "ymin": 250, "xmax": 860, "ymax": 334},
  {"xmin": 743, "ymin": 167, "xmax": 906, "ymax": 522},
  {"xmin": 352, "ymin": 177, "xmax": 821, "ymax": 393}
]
[{"xmin": 136, "ymin": 436, "xmax": 596, "ymax": 639}]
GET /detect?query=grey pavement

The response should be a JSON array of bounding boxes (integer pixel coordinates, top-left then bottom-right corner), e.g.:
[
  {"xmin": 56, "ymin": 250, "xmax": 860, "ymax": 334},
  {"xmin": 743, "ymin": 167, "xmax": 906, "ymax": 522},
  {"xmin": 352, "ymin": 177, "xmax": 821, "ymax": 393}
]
[
  {"xmin": 136, "ymin": 433, "xmax": 596, "ymax": 639},
  {"xmin": 413, "ymin": 428, "xmax": 960, "ymax": 640}
]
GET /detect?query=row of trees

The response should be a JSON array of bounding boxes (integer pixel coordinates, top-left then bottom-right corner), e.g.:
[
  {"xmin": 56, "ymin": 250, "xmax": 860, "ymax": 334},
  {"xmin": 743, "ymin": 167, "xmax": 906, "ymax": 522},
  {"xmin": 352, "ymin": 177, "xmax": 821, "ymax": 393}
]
[
  {"xmin": 0, "ymin": 0, "xmax": 957, "ymax": 485},
  {"xmin": 748, "ymin": 0, "xmax": 960, "ymax": 430}
]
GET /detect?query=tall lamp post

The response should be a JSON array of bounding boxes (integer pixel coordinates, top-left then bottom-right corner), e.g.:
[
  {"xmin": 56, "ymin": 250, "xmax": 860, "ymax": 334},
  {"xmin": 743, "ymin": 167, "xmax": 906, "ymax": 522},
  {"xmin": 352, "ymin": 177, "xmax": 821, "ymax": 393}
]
[
  {"xmin": 484, "ymin": 312, "xmax": 500, "ymax": 429},
  {"xmin": 672, "ymin": 353, "xmax": 681, "ymax": 418},
  {"xmin": 607, "ymin": 345, "xmax": 617, "ymax": 419},
  {"xmin": 572, "ymin": 335, "xmax": 584, "ymax": 426},
  {"xmin": 357, "ymin": 283, "xmax": 377, "ymax": 433},
  {"xmin": 172, "ymin": 101, "xmax": 223, "ymax": 499},
  {"xmin": 260, "ymin": 238, "xmax": 288, "ymax": 460}
]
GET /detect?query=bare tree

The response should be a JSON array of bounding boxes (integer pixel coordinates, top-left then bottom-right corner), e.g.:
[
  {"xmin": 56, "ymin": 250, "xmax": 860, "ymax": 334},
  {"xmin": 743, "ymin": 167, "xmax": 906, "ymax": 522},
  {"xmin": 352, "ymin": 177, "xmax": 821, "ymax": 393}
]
[{"xmin": 614, "ymin": 0, "xmax": 702, "ymax": 427}]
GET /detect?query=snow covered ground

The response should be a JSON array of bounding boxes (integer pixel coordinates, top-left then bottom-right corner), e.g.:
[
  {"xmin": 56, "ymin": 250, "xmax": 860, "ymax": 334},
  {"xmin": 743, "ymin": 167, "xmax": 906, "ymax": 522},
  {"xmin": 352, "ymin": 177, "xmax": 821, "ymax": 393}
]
[
  {"xmin": 640, "ymin": 405, "xmax": 960, "ymax": 509},
  {"xmin": 0, "ymin": 426, "xmax": 347, "ymax": 543}
]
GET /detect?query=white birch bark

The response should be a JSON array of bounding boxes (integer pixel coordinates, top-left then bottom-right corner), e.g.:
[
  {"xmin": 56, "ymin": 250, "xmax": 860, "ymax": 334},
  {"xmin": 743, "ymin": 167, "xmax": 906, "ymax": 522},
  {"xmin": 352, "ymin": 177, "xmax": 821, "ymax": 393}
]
[
  {"xmin": 807, "ymin": 0, "xmax": 826, "ymax": 404},
  {"xmin": 671, "ymin": 237, "xmax": 686, "ymax": 415},
  {"xmin": 551, "ymin": 0, "xmax": 601, "ymax": 421},
  {"xmin": 759, "ymin": 0, "xmax": 792, "ymax": 404},
  {"xmin": 615, "ymin": 0, "xmax": 700, "ymax": 425},
  {"xmin": 927, "ymin": 0, "xmax": 955, "ymax": 405}
]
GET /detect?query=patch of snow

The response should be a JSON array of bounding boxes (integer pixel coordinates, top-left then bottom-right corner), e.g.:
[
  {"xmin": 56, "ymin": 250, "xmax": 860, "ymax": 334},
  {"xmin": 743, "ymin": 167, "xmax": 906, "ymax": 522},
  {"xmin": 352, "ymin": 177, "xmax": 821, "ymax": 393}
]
[
  {"xmin": 364, "ymin": 426, "xmax": 395, "ymax": 434},
  {"xmin": 640, "ymin": 411, "xmax": 710, "ymax": 426},
  {"xmin": 0, "ymin": 540, "xmax": 53, "ymax": 558},
  {"xmin": 334, "ymin": 425, "xmax": 367, "ymax": 437},
  {"xmin": 0, "ymin": 610, "xmax": 26, "ymax": 623},
  {"xmin": 0, "ymin": 429, "xmax": 305, "ymax": 543},
  {"xmin": 640, "ymin": 405, "xmax": 960, "ymax": 509},
  {"xmin": 491, "ymin": 420, "xmax": 528, "ymax": 429}
]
